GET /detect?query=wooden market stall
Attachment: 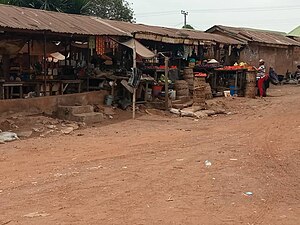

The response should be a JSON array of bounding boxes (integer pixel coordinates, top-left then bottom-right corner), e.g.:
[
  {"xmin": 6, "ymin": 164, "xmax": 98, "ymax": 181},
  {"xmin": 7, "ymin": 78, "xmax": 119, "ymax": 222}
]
[{"xmin": 0, "ymin": 4, "xmax": 132, "ymax": 100}]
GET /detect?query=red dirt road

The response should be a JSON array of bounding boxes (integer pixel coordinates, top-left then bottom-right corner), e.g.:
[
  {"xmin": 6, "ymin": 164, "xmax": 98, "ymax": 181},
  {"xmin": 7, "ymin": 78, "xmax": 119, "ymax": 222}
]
[{"xmin": 0, "ymin": 86, "xmax": 300, "ymax": 225}]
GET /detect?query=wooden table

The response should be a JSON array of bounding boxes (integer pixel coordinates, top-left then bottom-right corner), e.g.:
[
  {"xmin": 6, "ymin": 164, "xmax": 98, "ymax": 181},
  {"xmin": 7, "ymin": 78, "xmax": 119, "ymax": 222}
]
[
  {"xmin": 35, "ymin": 80, "xmax": 82, "ymax": 95},
  {"xmin": 212, "ymin": 69, "xmax": 247, "ymax": 95},
  {"xmin": 61, "ymin": 80, "xmax": 82, "ymax": 95},
  {"xmin": 1, "ymin": 82, "xmax": 23, "ymax": 99}
]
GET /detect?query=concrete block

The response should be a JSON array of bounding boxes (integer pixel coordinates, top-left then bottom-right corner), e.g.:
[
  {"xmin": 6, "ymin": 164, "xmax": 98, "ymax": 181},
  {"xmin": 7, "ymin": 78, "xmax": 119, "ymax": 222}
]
[{"xmin": 72, "ymin": 112, "xmax": 104, "ymax": 124}]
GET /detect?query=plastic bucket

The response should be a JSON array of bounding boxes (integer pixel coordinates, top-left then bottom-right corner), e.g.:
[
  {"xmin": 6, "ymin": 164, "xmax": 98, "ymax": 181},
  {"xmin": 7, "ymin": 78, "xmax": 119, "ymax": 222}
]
[
  {"xmin": 152, "ymin": 85, "xmax": 163, "ymax": 96},
  {"xmin": 230, "ymin": 86, "xmax": 237, "ymax": 96},
  {"xmin": 169, "ymin": 90, "xmax": 176, "ymax": 100},
  {"xmin": 146, "ymin": 89, "xmax": 152, "ymax": 101},
  {"xmin": 105, "ymin": 95, "xmax": 114, "ymax": 106},
  {"xmin": 224, "ymin": 91, "xmax": 231, "ymax": 97}
]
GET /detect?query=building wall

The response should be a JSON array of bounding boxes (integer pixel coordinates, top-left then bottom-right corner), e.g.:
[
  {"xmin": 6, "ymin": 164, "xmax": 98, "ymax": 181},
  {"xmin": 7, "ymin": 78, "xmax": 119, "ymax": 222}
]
[
  {"xmin": 0, "ymin": 91, "xmax": 108, "ymax": 115},
  {"xmin": 240, "ymin": 44, "xmax": 295, "ymax": 75},
  {"xmin": 293, "ymin": 46, "xmax": 300, "ymax": 69}
]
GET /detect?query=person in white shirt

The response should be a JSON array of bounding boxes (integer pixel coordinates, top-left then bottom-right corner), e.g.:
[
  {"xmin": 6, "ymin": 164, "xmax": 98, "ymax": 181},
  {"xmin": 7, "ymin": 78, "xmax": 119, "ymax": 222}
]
[
  {"xmin": 256, "ymin": 59, "xmax": 268, "ymax": 97},
  {"xmin": 257, "ymin": 59, "xmax": 266, "ymax": 79}
]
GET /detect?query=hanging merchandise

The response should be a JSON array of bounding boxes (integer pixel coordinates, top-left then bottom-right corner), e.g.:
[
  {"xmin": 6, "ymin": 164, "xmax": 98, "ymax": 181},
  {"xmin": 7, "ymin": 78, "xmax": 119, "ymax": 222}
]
[
  {"xmin": 189, "ymin": 47, "xmax": 193, "ymax": 57},
  {"xmin": 88, "ymin": 36, "xmax": 96, "ymax": 56},
  {"xmin": 229, "ymin": 45, "xmax": 232, "ymax": 56},
  {"xmin": 183, "ymin": 45, "xmax": 191, "ymax": 59},
  {"xmin": 109, "ymin": 39, "xmax": 118, "ymax": 55},
  {"xmin": 194, "ymin": 46, "xmax": 199, "ymax": 56},
  {"xmin": 128, "ymin": 68, "xmax": 141, "ymax": 88},
  {"xmin": 96, "ymin": 36, "xmax": 105, "ymax": 55}
]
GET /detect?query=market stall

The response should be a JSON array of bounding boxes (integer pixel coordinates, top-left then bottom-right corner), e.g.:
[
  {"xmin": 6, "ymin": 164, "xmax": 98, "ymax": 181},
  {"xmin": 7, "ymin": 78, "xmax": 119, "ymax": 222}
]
[{"xmin": 210, "ymin": 64, "xmax": 257, "ymax": 97}]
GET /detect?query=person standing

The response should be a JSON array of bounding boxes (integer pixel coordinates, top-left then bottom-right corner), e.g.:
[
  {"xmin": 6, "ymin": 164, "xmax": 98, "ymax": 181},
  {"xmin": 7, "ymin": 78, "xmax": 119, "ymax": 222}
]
[{"xmin": 256, "ymin": 59, "xmax": 267, "ymax": 97}]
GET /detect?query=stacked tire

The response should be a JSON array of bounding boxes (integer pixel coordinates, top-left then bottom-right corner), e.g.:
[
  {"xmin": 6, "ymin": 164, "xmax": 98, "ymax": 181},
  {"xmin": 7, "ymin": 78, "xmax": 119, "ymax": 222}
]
[
  {"xmin": 183, "ymin": 68, "xmax": 194, "ymax": 94},
  {"xmin": 174, "ymin": 80, "xmax": 189, "ymax": 99}
]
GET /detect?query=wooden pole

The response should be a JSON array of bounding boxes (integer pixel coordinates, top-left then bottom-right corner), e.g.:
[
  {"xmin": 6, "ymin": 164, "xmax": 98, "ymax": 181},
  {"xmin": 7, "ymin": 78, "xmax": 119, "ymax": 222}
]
[
  {"xmin": 28, "ymin": 41, "xmax": 31, "ymax": 70},
  {"xmin": 132, "ymin": 42, "xmax": 137, "ymax": 120},
  {"xmin": 87, "ymin": 37, "xmax": 90, "ymax": 92},
  {"xmin": 164, "ymin": 56, "xmax": 169, "ymax": 110},
  {"xmin": 43, "ymin": 34, "xmax": 47, "ymax": 96}
]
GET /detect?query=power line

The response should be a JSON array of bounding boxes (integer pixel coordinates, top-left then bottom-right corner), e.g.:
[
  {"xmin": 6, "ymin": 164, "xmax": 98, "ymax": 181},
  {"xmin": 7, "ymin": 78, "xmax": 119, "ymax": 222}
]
[
  {"xmin": 136, "ymin": 5, "xmax": 300, "ymax": 18},
  {"xmin": 172, "ymin": 22, "xmax": 183, "ymax": 27}
]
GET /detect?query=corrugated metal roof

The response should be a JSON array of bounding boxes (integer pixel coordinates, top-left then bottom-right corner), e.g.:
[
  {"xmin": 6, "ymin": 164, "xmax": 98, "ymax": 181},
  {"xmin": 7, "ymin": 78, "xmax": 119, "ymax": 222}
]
[
  {"xmin": 0, "ymin": 4, "xmax": 242, "ymax": 45},
  {"xmin": 180, "ymin": 29, "xmax": 245, "ymax": 45},
  {"xmin": 104, "ymin": 20, "xmax": 244, "ymax": 45},
  {"xmin": 207, "ymin": 25, "xmax": 300, "ymax": 46},
  {"xmin": 0, "ymin": 4, "xmax": 130, "ymax": 37},
  {"xmin": 289, "ymin": 26, "xmax": 300, "ymax": 37}
]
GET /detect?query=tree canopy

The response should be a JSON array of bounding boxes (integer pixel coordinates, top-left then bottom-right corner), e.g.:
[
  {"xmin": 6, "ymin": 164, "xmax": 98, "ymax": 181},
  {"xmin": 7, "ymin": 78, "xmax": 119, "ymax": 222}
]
[
  {"xmin": 0, "ymin": 0, "xmax": 134, "ymax": 22},
  {"xmin": 182, "ymin": 24, "xmax": 195, "ymax": 30},
  {"xmin": 87, "ymin": 0, "xmax": 134, "ymax": 22}
]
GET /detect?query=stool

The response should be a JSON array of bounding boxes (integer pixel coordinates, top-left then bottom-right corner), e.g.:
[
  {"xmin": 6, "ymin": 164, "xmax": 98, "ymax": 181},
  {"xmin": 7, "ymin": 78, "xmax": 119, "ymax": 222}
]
[{"xmin": 3, "ymin": 83, "xmax": 23, "ymax": 99}]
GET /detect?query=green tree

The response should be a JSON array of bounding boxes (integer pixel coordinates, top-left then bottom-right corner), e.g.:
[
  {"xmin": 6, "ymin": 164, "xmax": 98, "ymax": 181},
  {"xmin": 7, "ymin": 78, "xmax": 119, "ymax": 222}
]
[
  {"xmin": 0, "ymin": 0, "xmax": 66, "ymax": 10},
  {"xmin": 63, "ymin": 0, "xmax": 91, "ymax": 14},
  {"xmin": 182, "ymin": 24, "xmax": 194, "ymax": 30},
  {"xmin": 0, "ymin": 0, "xmax": 28, "ymax": 6},
  {"xmin": 86, "ymin": 0, "xmax": 134, "ymax": 22},
  {"xmin": 34, "ymin": 0, "xmax": 68, "ymax": 12},
  {"xmin": 0, "ymin": 0, "xmax": 134, "ymax": 22}
]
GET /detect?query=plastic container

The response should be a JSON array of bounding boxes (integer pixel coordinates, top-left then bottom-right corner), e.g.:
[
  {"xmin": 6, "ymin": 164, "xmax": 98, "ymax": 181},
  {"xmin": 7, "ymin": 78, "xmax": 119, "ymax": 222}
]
[
  {"xmin": 152, "ymin": 85, "xmax": 163, "ymax": 96},
  {"xmin": 224, "ymin": 91, "xmax": 231, "ymax": 97},
  {"xmin": 105, "ymin": 95, "xmax": 114, "ymax": 106},
  {"xmin": 230, "ymin": 86, "xmax": 237, "ymax": 96},
  {"xmin": 146, "ymin": 89, "xmax": 152, "ymax": 101},
  {"xmin": 169, "ymin": 90, "xmax": 176, "ymax": 100}
]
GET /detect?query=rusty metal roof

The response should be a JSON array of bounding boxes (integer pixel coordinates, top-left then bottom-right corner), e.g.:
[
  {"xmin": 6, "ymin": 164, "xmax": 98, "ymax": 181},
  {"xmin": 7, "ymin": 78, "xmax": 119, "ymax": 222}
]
[
  {"xmin": 207, "ymin": 25, "xmax": 300, "ymax": 46},
  {"xmin": 0, "ymin": 4, "xmax": 242, "ymax": 45},
  {"xmin": 104, "ymin": 20, "xmax": 244, "ymax": 45},
  {"xmin": 179, "ymin": 28, "xmax": 244, "ymax": 45},
  {"xmin": 0, "ymin": 4, "xmax": 130, "ymax": 37}
]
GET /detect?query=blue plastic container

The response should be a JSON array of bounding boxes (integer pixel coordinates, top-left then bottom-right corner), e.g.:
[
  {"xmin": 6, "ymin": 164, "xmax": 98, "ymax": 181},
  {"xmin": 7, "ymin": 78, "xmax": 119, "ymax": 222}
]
[
  {"xmin": 230, "ymin": 86, "xmax": 237, "ymax": 96},
  {"xmin": 105, "ymin": 95, "xmax": 114, "ymax": 106}
]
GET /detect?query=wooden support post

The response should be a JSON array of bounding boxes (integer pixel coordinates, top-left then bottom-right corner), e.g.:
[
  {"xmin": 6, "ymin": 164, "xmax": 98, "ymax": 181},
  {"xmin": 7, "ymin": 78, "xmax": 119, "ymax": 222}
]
[
  {"xmin": 87, "ymin": 37, "xmax": 90, "ymax": 92},
  {"xmin": 28, "ymin": 41, "xmax": 31, "ymax": 70},
  {"xmin": 132, "ymin": 43, "xmax": 137, "ymax": 120},
  {"xmin": 164, "ymin": 57, "xmax": 169, "ymax": 110},
  {"xmin": 43, "ymin": 33, "xmax": 47, "ymax": 96}
]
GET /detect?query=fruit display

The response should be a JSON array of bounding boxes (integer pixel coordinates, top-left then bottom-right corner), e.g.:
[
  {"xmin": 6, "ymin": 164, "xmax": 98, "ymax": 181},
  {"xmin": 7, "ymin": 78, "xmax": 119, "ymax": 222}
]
[{"xmin": 216, "ymin": 62, "xmax": 255, "ymax": 71}]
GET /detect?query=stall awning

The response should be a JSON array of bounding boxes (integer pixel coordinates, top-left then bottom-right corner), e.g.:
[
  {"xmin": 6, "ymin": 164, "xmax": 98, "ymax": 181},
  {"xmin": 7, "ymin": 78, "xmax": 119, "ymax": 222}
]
[
  {"xmin": 120, "ymin": 38, "xmax": 155, "ymax": 59},
  {"xmin": 19, "ymin": 41, "xmax": 63, "ymax": 56},
  {"xmin": 0, "ymin": 39, "xmax": 25, "ymax": 55}
]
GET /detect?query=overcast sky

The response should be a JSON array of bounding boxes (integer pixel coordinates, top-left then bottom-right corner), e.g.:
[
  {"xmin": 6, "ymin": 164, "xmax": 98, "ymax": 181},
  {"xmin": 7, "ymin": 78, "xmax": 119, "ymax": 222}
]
[{"xmin": 128, "ymin": 0, "xmax": 300, "ymax": 33}]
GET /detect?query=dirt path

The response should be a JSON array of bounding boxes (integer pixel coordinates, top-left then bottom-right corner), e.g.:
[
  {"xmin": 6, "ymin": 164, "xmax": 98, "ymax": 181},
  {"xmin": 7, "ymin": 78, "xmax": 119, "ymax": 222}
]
[{"xmin": 0, "ymin": 85, "xmax": 299, "ymax": 225}]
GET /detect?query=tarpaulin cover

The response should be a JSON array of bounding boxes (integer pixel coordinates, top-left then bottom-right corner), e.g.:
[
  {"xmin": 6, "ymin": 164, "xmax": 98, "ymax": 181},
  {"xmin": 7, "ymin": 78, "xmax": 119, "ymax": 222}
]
[
  {"xmin": 0, "ymin": 39, "xmax": 25, "ymax": 55},
  {"xmin": 19, "ymin": 41, "xmax": 63, "ymax": 56},
  {"xmin": 120, "ymin": 38, "xmax": 155, "ymax": 59}
]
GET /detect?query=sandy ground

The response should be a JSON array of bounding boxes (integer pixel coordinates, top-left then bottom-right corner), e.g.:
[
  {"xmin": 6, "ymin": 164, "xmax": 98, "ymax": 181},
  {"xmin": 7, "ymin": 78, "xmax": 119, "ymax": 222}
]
[{"xmin": 0, "ymin": 85, "xmax": 299, "ymax": 225}]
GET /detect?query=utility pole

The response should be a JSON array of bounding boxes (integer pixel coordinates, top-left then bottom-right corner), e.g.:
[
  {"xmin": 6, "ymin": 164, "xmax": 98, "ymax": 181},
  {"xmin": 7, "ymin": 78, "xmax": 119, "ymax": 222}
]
[{"xmin": 181, "ymin": 10, "xmax": 188, "ymax": 26}]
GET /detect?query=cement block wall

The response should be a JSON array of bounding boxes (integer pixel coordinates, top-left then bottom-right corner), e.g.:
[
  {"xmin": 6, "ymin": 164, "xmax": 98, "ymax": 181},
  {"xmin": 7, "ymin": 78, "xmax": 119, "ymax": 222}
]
[
  {"xmin": 239, "ymin": 44, "xmax": 296, "ymax": 75},
  {"xmin": 293, "ymin": 47, "xmax": 300, "ymax": 69},
  {"xmin": 0, "ymin": 91, "xmax": 108, "ymax": 115}
]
